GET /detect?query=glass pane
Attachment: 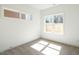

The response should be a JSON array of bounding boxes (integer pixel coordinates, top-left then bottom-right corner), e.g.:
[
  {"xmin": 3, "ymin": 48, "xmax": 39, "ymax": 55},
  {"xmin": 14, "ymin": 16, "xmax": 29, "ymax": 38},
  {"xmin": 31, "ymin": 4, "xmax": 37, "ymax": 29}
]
[
  {"xmin": 42, "ymin": 47, "xmax": 60, "ymax": 55},
  {"xmin": 30, "ymin": 43, "xmax": 45, "ymax": 51},
  {"xmin": 4, "ymin": 9, "xmax": 20, "ymax": 18},
  {"xmin": 21, "ymin": 13, "xmax": 26, "ymax": 19}
]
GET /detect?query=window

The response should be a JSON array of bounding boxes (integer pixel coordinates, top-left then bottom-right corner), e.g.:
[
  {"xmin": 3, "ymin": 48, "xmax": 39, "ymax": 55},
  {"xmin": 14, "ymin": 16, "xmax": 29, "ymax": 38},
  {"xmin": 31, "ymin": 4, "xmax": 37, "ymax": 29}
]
[
  {"xmin": 44, "ymin": 13, "xmax": 64, "ymax": 35},
  {"xmin": 21, "ymin": 13, "xmax": 26, "ymax": 19},
  {"xmin": 3, "ymin": 8, "xmax": 32, "ymax": 20},
  {"xmin": 30, "ymin": 40, "xmax": 62, "ymax": 55},
  {"xmin": 4, "ymin": 9, "xmax": 20, "ymax": 18}
]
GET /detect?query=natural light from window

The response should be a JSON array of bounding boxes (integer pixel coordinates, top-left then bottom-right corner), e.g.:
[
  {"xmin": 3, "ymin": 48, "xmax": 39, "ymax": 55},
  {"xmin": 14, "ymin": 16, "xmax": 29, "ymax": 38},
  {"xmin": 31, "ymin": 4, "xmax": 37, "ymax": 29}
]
[
  {"xmin": 48, "ymin": 43, "xmax": 61, "ymax": 51},
  {"xmin": 30, "ymin": 40, "xmax": 62, "ymax": 55},
  {"xmin": 44, "ymin": 13, "xmax": 64, "ymax": 35},
  {"xmin": 42, "ymin": 47, "xmax": 60, "ymax": 55},
  {"xmin": 31, "ymin": 43, "xmax": 45, "ymax": 51},
  {"xmin": 38, "ymin": 40, "xmax": 48, "ymax": 45}
]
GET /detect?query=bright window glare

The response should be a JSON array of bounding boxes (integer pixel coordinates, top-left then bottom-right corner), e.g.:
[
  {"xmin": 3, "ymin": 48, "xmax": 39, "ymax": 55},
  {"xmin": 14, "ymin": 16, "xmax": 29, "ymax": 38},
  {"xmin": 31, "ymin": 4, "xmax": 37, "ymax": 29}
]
[
  {"xmin": 42, "ymin": 47, "xmax": 60, "ymax": 55},
  {"xmin": 30, "ymin": 43, "xmax": 45, "ymax": 51},
  {"xmin": 38, "ymin": 40, "xmax": 48, "ymax": 45},
  {"xmin": 26, "ymin": 15, "xmax": 28, "ymax": 19},
  {"xmin": 48, "ymin": 44, "xmax": 61, "ymax": 51}
]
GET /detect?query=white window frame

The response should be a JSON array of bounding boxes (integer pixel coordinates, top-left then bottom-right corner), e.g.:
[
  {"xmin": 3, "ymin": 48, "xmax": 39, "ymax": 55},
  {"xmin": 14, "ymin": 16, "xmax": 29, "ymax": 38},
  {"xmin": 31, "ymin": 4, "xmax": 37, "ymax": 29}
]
[{"xmin": 44, "ymin": 13, "xmax": 64, "ymax": 35}]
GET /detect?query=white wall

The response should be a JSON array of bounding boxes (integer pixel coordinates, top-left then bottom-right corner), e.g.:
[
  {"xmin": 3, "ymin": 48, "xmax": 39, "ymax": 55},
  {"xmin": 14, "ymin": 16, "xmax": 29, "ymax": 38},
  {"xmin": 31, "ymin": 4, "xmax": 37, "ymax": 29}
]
[
  {"xmin": 40, "ymin": 4, "xmax": 79, "ymax": 47},
  {"xmin": 0, "ymin": 4, "xmax": 40, "ymax": 52}
]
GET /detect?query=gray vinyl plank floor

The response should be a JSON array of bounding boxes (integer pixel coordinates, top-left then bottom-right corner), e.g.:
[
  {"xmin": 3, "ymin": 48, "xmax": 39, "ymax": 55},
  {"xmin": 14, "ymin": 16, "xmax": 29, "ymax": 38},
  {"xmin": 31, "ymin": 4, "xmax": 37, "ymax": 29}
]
[{"xmin": 1, "ymin": 38, "xmax": 79, "ymax": 55}]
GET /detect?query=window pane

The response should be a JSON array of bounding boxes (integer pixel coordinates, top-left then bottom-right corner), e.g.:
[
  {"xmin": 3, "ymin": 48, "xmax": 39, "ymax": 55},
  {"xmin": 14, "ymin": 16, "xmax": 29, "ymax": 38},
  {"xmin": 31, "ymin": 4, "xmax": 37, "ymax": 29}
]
[
  {"xmin": 4, "ymin": 9, "xmax": 20, "ymax": 18},
  {"xmin": 21, "ymin": 13, "xmax": 26, "ymax": 19}
]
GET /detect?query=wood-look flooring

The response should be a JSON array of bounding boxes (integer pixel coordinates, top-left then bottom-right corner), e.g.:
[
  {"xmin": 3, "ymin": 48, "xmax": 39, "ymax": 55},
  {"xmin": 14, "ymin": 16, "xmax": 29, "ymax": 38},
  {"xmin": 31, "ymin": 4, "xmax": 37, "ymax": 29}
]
[{"xmin": 0, "ymin": 38, "xmax": 79, "ymax": 55}]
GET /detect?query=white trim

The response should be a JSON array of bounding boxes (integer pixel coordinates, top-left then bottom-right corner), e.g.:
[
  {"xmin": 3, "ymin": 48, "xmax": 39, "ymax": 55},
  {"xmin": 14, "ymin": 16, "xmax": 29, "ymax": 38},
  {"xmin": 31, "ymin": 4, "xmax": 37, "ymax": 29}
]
[{"xmin": 44, "ymin": 13, "xmax": 64, "ymax": 17}]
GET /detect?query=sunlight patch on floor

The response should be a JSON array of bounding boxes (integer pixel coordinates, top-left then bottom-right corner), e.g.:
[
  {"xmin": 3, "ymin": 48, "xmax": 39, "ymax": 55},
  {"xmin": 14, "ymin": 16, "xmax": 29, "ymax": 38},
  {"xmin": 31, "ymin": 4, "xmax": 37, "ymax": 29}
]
[
  {"xmin": 31, "ymin": 43, "xmax": 45, "ymax": 51},
  {"xmin": 42, "ymin": 47, "xmax": 60, "ymax": 55},
  {"xmin": 37, "ymin": 40, "xmax": 48, "ymax": 45},
  {"xmin": 48, "ymin": 44, "xmax": 61, "ymax": 51},
  {"xmin": 30, "ymin": 40, "xmax": 62, "ymax": 55}
]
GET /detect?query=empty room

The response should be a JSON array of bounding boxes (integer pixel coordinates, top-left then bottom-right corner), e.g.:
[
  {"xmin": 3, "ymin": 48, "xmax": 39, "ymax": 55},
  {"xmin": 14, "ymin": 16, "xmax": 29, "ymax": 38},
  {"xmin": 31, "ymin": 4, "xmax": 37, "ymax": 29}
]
[{"xmin": 0, "ymin": 4, "xmax": 79, "ymax": 55}]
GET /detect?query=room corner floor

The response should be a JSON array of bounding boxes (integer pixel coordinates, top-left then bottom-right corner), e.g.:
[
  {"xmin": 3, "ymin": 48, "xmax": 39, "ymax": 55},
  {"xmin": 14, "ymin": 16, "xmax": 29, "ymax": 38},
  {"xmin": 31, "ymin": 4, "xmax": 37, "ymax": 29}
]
[{"xmin": 1, "ymin": 38, "xmax": 79, "ymax": 55}]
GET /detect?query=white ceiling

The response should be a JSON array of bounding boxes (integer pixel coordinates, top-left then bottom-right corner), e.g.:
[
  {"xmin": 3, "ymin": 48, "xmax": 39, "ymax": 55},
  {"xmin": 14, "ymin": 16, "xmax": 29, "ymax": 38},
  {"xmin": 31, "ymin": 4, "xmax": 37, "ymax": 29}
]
[{"xmin": 28, "ymin": 4, "xmax": 56, "ymax": 10}]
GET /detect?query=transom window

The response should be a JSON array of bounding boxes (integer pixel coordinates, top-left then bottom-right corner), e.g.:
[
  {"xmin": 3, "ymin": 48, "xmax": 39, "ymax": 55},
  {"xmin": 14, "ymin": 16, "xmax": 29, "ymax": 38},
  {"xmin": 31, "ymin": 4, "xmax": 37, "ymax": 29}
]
[{"xmin": 3, "ymin": 8, "xmax": 32, "ymax": 20}]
